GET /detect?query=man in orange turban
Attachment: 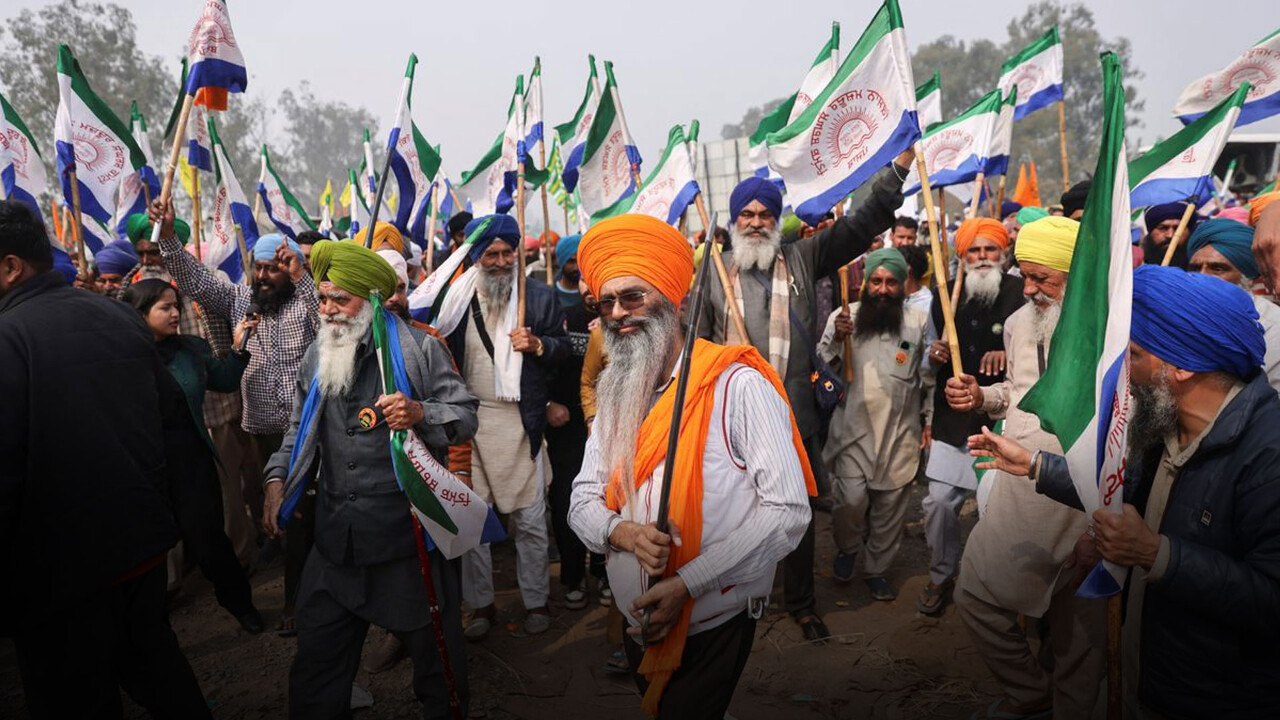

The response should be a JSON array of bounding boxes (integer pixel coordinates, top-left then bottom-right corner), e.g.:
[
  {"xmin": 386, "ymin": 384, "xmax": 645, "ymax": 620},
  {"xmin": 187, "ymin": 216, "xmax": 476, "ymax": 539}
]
[
  {"xmin": 352, "ymin": 221, "xmax": 406, "ymax": 255},
  {"xmin": 570, "ymin": 214, "xmax": 816, "ymax": 719}
]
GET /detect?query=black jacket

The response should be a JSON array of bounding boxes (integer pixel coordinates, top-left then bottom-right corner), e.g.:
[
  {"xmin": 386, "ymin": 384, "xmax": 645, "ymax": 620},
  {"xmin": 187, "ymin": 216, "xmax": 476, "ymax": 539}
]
[
  {"xmin": 1037, "ymin": 374, "xmax": 1280, "ymax": 719},
  {"xmin": 0, "ymin": 273, "xmax": 180, "ymax": 628},
  {"xmin": 445, "ymin": 278, "xmax": 569, "ymax": 457}
]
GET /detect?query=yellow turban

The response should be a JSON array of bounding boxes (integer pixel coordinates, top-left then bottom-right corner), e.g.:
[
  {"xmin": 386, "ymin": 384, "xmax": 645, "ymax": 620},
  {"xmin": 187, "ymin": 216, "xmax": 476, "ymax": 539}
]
[
  {"xmin": 310, "ymin": 240, "xmax": 399, "ymax": 300},
  {"xmin": 1249, "ymin": 191, "xmax": 1279, "ymax": 228},
  {"xmin": 579, "ymin": 215, "xmax": 693, "ymax": 307},
  {"xmin": 350, "ymin": 221, "xmax": 406, "ymax": 254},
  {"xmin": 1015, "ymin": 216, "xmax": 1079, "ymax": 273}
]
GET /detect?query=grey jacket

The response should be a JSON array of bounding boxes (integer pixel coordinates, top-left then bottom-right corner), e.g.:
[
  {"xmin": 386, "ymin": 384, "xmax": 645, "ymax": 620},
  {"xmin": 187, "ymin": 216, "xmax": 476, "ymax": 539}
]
[
  {"xmin": 697, "ymin": 165, "xmax": 907, "ymax": 438},
  {"xmin": 266, "ymin": 315, "xmax": 478, "ymax": 566}
]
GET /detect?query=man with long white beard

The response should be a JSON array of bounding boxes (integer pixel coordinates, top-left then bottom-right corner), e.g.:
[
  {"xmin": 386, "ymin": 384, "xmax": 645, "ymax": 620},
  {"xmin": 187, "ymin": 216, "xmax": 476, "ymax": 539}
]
[
  {"xmin": 917, "ymin": 218, "xmax": 1024, "ymax": 615},
  {"xmin": 1184, "ymin": 217, "xmax": 1280, "ymax": 392},
  {"xmin": 697, "ymin": 150, "xmax": 914, "ymax": 641},
  {"xmin": 944, "ymin": 216, "xmax": 1106, "ymax": 720},
  {"xmin": 569, "ymin": 214, "xmax": 813, "ymax": 719},
  {"xmin": 968, "ymin": 265, "xmax": 1280, "ymax": 720},
  {"xmin": 259, "ymin": 241, "xmax": 477, "ymax": 719},
  {"xmin": 433, "ymin": 215, "xmax": 569, "ymax": 639},
  {"xmin": 816, "ymin": 248, "xmax": 932, "ymax": 601}
]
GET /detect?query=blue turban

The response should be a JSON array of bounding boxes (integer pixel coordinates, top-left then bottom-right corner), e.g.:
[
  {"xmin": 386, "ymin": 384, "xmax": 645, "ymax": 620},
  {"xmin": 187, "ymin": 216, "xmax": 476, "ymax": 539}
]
[
  {"xmin": 95, "ymin": 240, "xmax": 139, "ymax": 276},
  {"xmin": 1144, "ymin": 202, "xmax": 1199, "ymax": 234},
  {"xmin": 556, "ymin": 233, "xmax": 582, "ymax": 268},
  {"xmin": 51, "ymin": 245, "xmax": 77, "ymax": 285},
  {"xmin": 253, "ymin": 233, "xmax": 302, "ymax": 262},
  {"xmin": 464, "ymin": 214, "xmax": 521, "ymax": 263},
  {"xmin": 729, "ymin": 176, "xmax": 783, "ymax": 221},
  {"xmin": 1131, "ymin": 265, "xmax": 1264, "ymax": 379},
  {"xmin": 1000, "ymin": 200, "xmax": 1022, "ymax": 219},
  {"xmin": 1186, "ymin": 218, "xmax": 1258, "ymax": 279}
]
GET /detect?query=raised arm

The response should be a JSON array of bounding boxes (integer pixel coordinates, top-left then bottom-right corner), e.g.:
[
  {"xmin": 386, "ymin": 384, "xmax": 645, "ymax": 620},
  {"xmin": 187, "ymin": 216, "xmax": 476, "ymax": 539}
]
[
  {"xmin": 811, "ymin": 150, "xmax": 913, "ymax": 278},
  {"xmin": 152, "ymin": 199, "xmax": 247, "ymax": 321}
]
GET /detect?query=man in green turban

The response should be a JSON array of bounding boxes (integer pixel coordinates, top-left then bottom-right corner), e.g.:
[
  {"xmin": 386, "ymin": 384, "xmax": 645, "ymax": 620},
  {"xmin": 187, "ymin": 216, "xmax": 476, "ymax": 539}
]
[
  {"xmin": 815, "ymin": 247, "xmax": 933, "ymax": 602},
  {"xmin": 261, "ymin": 238, "xmax": 480, "ymax": 718},
  {"xmin": 126, "ymin": 212, "xmax": 190, "ymax": 279}
]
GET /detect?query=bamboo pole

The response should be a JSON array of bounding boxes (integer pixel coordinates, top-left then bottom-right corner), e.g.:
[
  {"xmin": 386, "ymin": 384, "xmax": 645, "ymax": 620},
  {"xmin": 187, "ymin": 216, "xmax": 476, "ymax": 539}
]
[
  {"xmin": 1160, "ymin": 201, "xmax": 1197, "ymax": 267},
  {"xmin": 192, "ymin": 170, "xmax": 203, "ymax": 263},
  {"xmin": 67, "ymin": 169, "xmax": 87, "ymax": 272},
  {"xmin": 562, "ymin": 203, "xmax": 570, "ymax": 236},
  {"xmin": 151, "ymin": 94, "xmax": 196, "ymax": 246},
  {"xmin": 915, "ymin": 143, "xmax": 964, "ymax": 377},
  {"xmin": 985, "ymin": 176, "xmax": 997, "ymax": 219},
  {"xmin": 233, "ymin": 222, "xmax": 251, "ymax": 285},
  {"xmin": 839, "ymin": 265, "xmax": 854, "ymax": 383},
  {"xmin": 516, "ymin": 158, "xmax": 528, "ymax": 327},
  {"xmin": 969, "ymin": 171, "xmax": 986, "ymax": 218},
  {"xmin": 938, "ymin": 189, "xmax": 949, "ymax": 249},
  {"xmin": 538, "ymin": 140, "xmax": 555, "ymax": 286},
  {"xmin": 996, "ymin": 175, "xmax": 1008, "ymax": 217},
  {"xmin": 695, "ymin": 192, "xmax": 747, "ymax": 342},
  {"xmin": 1058, "ymin": 102, "xmax": 1070, "ymax": 193},
  {"xmin": 951, "ymin": 257, "xmax": 965, "ymax": 310},
  {"xmin": 425, "ymin": 186, "xmax": 440, "ymax": 275}
]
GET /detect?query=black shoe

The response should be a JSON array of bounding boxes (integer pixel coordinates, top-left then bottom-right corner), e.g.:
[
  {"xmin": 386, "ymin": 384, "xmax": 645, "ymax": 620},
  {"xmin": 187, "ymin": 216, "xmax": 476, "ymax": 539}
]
[
  {"xmin": 832, "ymin": 551, "xmax": 856, "ymax": 583},
  {"xmin": 798, "ymin": 615, "xmax": 831, "ymax": 643},
  {"xmin": 865, "ymin": 576, "xmax": 898, "ymax": 602},
  {"xmin": 236, "ymin": 608, "xmax": 265, "ymax": 634}
]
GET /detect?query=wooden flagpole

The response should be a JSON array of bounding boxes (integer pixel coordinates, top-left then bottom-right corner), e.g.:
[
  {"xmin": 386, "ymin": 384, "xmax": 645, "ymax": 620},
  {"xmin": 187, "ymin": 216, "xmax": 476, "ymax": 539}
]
[
  {"xmin": 516, "ymin": 157, "xmax": 528, "ymax": 327},
  {"xmin": 1160, "ymin": 200, "xmax": 1197, "ymax": 267},
  {"xmin": 950, "ymin": 258, "xmax": 965, "ymax": 311},
  {"xmin": 233, "ymin": 223, "xmax": 251, "ymax": 284},
  {"xmin": 192, "ymin": 170, "xmax": 204, "ymax": 262},
  {"xmin": 425, "ymin": 185, "xmax": 440, "ymax": 275},
  {"xmin": 1058, "ymin": 102, "xmax": 1070, "ymax": 192},
  {"xmin": 67, "ymin": 170, "xmax": 87, "ymax": 272},
  {"xmin": 938, "ymin": 189, "xmax": 949, "ymax": 247},
  {"xmin": 985, "ymin": 176, "xmax": 998, "ymax": 218},
  {"xmin": 996, "ymin": 175, "xmax": 1008, "ymax": 216},
  {"xmin": 916, "ymin": 143, "xmax": 964, "ymax": 377},
  {"xmin": 839, "ymin": 265, "xmax": 854, "ymax": 383},
  {"xmin": 151, "ymin": 94, "xmax": 196, "ymax": 246},
  {"xmin": 969, "ymin": 171, "xmax": 986, "ymax": 218},
  {"xmin": 539, "ymin": 145, "xmax": 554, "ymax": 286},
  {"xmin": 694, "ymin": 192, "xmax": 747, "ymax": 341}
]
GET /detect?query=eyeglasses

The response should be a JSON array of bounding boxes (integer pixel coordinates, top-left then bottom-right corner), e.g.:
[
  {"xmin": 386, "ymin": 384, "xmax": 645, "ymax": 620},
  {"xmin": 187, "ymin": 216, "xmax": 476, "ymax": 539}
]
[{"xmin": 596, "ymin": 289, "xmax": 652, "ymax": 315}]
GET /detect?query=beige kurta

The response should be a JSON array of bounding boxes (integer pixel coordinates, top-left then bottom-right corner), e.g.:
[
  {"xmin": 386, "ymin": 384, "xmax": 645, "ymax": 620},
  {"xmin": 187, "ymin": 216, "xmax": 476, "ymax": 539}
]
[
  {"xmin": 462, "ymin": 308, "xmax": 543, "ymax": 514},
  {"xmin": 960, "ymin": 303, "xmax": 1086, "ymax": 617},
  {"xmin": 817, "ymin": 304, "xmax": 933, "ymax": 490},
  {"xmin": 1254, "ymin": 295, "xmax": 1280, "ymax": 394}
]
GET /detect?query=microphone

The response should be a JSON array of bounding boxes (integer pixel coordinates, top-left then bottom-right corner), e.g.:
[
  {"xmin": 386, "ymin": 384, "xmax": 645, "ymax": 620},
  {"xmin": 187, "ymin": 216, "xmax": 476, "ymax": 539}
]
[{"xmin": 238, "ymin": 302, "xmax": 262, "ymax": 354}]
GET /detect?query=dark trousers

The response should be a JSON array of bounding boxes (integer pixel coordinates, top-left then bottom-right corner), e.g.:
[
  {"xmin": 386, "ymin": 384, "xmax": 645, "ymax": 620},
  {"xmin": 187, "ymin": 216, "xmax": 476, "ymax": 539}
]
[
  {"xmin": 14, "ymin": 563, "xmax": 212, "ymax": 720},
  {"xmin": 545, "ymin": 416, "xmax": 604, "ymax": 588},
  {"xmin": 256, "ymin": 431, "xmax": 315, "ymax": 608},
  {"xmin": 172, "ymin": 455, "xmax": 255, "ymax": 616},
  {"xmin": 623, "ymin": 611, "xmax": 756, "ymax": 720},
  {"xmin": 289, "ymin": 551, "xmax": 468, "ymax": 720},
  {"xmin": 782, "ymin": 433, "xmax": 824, "ymax": 620}
]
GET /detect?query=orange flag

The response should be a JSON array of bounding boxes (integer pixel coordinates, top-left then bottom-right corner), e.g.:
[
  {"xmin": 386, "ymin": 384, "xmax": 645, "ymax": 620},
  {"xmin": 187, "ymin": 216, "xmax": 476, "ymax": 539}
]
[
  {"xmin": 1012, "ymin": 160, "xmax": 1042, "ymax": 207},
  {"xmin": 50, "ymin": 198, "xmax": 64, "ymax": 244}
]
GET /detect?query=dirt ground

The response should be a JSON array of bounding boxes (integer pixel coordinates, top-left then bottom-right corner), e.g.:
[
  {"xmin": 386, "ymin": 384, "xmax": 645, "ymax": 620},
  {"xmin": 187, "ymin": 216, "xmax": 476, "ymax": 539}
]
[{"xmin": 1, "ymin": 481, "xmax": 1003, "ymax": 719}]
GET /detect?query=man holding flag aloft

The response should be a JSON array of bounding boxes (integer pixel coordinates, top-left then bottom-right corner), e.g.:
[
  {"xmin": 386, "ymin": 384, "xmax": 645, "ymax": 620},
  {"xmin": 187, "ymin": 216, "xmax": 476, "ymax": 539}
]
[{"xmin": 569, "ymin": 214, "xmax": 813, "ymax": 719}]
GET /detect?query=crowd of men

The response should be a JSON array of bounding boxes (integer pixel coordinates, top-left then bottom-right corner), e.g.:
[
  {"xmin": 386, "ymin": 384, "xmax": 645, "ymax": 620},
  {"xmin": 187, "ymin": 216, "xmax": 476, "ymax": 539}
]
[{"xmin": 3, "ymin": 154, "xmax": 1279, "ymax": 720}]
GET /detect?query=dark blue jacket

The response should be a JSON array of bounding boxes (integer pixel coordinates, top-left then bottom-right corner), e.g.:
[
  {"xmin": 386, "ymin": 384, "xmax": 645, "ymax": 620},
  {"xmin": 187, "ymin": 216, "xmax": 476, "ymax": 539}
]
[
  {"xmin": 1037, "ymin": 374, "xmax": 1280, "ymax": 719},
  {"xmin": 445, "ymin": 278, "xmax": 568, "ymax": 457}
]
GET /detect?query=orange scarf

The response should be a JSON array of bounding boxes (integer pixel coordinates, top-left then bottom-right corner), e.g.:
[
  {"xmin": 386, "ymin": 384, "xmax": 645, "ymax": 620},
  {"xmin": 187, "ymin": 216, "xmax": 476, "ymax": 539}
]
[{"xmin": 606, "ymin": 339, "xmax": 816, "ymax": 716}]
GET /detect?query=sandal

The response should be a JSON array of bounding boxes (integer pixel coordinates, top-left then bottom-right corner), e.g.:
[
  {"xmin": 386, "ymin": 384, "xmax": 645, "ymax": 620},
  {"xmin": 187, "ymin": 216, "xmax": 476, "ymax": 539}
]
[
  {"xmin": 276, "ymin": 606, "xmax": 297, "ymax": 637},
  {"xmin": 602, "ymin": 649, "xmax": 629, "ymax": 674},
  {"xmin": 916, "ymin": 579, "xmax": 953, "ymax": 615}
]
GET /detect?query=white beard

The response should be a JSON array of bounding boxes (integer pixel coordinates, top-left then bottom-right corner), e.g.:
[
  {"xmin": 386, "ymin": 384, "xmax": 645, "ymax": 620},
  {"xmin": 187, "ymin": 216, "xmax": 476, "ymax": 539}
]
[
  {"xmin": 316, "ymin": 302, "xmax": 373, "ymax": 398},
  {"xmin": 594, "ymin": 300, "xmax": 679, "ymax": 508},
  {"xmin": 477, "ymin": 267, "xmax": 513, "ymax": 322},
  {"xmin": 1031, "ymin": 296, "xmax": 1061, "ymax": 346},
  {"xmin": 963, "ymin": 260, "xmax": 1005, "ymax": 307},
  {"xmin": 730, "ymin": 225, "xmax": 782, "ymax": 273}
]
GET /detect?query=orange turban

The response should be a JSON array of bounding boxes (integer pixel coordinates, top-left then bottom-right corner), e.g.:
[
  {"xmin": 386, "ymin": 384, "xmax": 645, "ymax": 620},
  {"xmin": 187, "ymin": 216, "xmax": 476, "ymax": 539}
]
[
  {"xmin": 954, "ymin": 218, "xmax": 1010, "ymax": 256},
  {"xmin": 1249, "ymin": 191, "xmax": 1279, "ymax": 227},
  {"xmin": 579, "ymin": 214, "xmax": 693, "ymax": 306},
  {"xmin": 351, "ymin": 221, "xmax": 405, "ymax": 254}
]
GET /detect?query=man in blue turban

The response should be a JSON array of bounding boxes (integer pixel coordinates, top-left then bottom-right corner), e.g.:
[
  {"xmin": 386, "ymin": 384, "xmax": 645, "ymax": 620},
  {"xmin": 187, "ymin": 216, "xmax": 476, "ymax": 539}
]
[
  {"xmin": 967, "ymin": 263, "xmax": 1280, "ymax": 719},
  {"xmin": 696, "ymin": 147, "xmax": 917, "ymax": 641},
  {"xmin": 553, "ymin": 233, "xmax": 583, "ymax": 309},
  {"xmin": 93, "ymin": 240, "xmax": 138, "ymax": 295},
  {"xmin": 1141, "ymin": 201, "xmax": 1199, "ymax": 269},
  {"xmin": 1185, "ymin": 218, "xmax": 1280, "ymax": 392}
]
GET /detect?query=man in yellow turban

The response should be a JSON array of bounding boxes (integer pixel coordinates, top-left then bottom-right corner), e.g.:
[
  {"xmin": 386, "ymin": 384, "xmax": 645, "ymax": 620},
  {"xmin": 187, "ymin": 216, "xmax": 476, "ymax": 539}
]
[
  {"xmin": 260, "ymin": 238, "xmax": 479, "ymax": 719},
  {"xmin": 943, "ymin": 214, "xmax": 1106, "ymax": 720},
  {"xmin": 352, "ymin": 221, "xmax": 407, "ymax": 255},
  {"xmin": 570, "ymin": 214, "xmax": 816, "ymax": 719}
]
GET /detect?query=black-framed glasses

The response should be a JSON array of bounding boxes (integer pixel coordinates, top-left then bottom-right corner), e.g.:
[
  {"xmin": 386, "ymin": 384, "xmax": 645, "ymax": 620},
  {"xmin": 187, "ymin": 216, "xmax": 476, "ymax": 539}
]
[{"xmin": 597, "ymin": 289, "xmax": 652, "ymax": 315}]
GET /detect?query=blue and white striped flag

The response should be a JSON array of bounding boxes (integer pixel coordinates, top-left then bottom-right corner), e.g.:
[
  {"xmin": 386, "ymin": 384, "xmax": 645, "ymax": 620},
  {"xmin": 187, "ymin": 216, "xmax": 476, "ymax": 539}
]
[
  {"xmin": 1173, "ymin": 28, "xmax": 1280, "ymax": 127},
  {"xmin": 998, "ymin": 27, "xmax": 1064, "ymax": 121},
  {"xmin": 1132, "ymin": 83, "xmax": 1249, "ymax": 209}
]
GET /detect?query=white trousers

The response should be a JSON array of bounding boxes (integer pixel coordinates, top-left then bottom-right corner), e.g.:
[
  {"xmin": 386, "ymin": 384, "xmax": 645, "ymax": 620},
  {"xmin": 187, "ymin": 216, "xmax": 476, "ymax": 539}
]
[{"xmin": 461, "ymin": 493, "xmax": 550, "ymax": 610}]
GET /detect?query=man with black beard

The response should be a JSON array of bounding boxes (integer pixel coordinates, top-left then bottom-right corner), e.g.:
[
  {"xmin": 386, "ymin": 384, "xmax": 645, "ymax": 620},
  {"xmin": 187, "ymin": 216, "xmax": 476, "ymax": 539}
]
[
  {"xmin": 945, "ymin": 217, "xmax": 1107, "ymax": 720},
  {"xmin": 970, "ymin": 265, "xmax": 1280, "ymax": 720},
  {"xmin": 697, "ymin": 150, "xmax": 914, "ymax": 641},
  {"xmin": 917, "ymin": 218, "xmax": 1023, "ymax": 615},
  {"xmin": 816, "ymin": 248, "xmax": 932, "ymax": 601},
  {"xmin": 262, "ymin": 241, "xmax": 477, "ymax": 719},
  {"xmin": 570, "ymin": 214, "xmax": 812, "ymax": 719}
]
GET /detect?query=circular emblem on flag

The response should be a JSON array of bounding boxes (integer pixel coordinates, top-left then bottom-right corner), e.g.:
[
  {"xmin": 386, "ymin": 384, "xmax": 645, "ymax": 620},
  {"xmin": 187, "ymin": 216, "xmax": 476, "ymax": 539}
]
[
  {"xmin": 810, "ymin": 90, "xmax": 890, "ymax": 176},
  {"xmin": 1, "ymin": 129, "xmax": 32, "ymax": 179},
  {"xmin": 1009, "ymin": 64, "xmax": 1044, "ymax": 102},
  {"xmin": 633, "ymin": 177, "xmax": 674, "ymax": 220},
  {"xmin": 73, "ymin": 124, "xmax": 126, "ymax": 180},
  {"xmin": 188, "ymin": 4, "xmax": 238, "ymax": 58},
  {"xmin": 925, "ymin": 129, "xmax": 975, "ymax": 172},
  {"xmin": 601, "ymin": 130, "xmax": 631, "ymax": 199},
  {"xmin": 1210, "ymin": 47, "xmax": 1279, "ymax": 100}
]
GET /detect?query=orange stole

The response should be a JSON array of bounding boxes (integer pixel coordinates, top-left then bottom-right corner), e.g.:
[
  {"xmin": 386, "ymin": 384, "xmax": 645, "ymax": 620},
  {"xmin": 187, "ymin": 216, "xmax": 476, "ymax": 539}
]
[{"xmin": 605, "ymin": 339, "xmax": 816, "ymax": 716}]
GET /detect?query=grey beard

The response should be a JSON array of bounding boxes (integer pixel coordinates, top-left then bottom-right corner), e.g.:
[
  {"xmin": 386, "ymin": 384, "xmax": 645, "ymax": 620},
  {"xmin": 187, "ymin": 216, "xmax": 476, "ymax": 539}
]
[
  {"xmin": 594, "ymin": 299, "xmax": 679, "ymax": 508},
  {"xmin": 316, "ymin": 302, "xmax": 373, "ymax": 399},
  {"xmin": 1031, "ymin": 295, "xmax": 1061, "ymax": 346},
  {"xmin": 730, "ymin": 226, "xmax": 782, "ymax": 273},
  {"xmin": 962, "ymin": 261, "xmax": 1004, "ymax": 308},
  {"xmin": 477, "ymin": 267, "xmax": 513, "ymax": 321},
  {"xmin": 1128, "ymin": 370, "xmax": 1178, "ymax": 458}
]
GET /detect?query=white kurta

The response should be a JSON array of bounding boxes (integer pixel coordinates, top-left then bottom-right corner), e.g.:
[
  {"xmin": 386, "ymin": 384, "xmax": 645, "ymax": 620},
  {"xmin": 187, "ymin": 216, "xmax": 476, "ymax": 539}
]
[
  {"xmin": 817, "ymin": 304, "xmax": 933, "ymax": 491},
  {"xmin": 1253, "ymin": 295, "xmax": 1280, "ymax": 394}
]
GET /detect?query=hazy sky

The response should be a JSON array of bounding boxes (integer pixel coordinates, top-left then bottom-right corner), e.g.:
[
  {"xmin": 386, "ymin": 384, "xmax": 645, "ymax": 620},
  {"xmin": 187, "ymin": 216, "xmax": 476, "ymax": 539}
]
[{"xmin": 11, "ymin": 0, "xmax": 1280, "ymax": 169}]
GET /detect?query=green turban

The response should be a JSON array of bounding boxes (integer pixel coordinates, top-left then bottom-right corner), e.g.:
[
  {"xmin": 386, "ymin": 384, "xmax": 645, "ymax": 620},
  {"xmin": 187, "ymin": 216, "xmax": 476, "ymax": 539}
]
[
  {"xmin": 781, "ymin": 214, "xmax": 803, "ymax": 242},
  {"xmin": 1016, "ymin": 206, "xmax": 1049, "ymax": 225},
  {"xmin": 309, "ymin": 240, "xmax": 399, "ymax": 300},
  {"xmin": 125, "ymin": 213, "xmax": 190, "ymax": 245},
  {"xmin": 864, "ymin": 247, "xmax": 908, "ymax": 282}
]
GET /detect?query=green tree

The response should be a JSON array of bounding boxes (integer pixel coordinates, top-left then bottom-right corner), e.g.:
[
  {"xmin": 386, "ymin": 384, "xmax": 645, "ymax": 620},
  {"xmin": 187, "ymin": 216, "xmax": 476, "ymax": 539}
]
[{"xmin": 276, "ymin": 82, "xmax": 377, "ymax": 204}]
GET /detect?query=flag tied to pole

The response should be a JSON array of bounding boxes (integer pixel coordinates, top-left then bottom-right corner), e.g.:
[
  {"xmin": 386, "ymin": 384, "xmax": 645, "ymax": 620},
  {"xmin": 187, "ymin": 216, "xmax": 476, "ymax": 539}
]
[
  {"xmin": 576, "ymin": 62, "xmax": 642, "ymax": 218},
  {"xmin": 997, "ymin": 26, "xmax": 1064, "ymax": 121},
  {"xmin": 1173, "ymin": 28, "xmax": 1280, "ymax": 127},
  {"xmin": 1, "ymin": 91, "xmax": 49, "ymax": 220},
  {"xmin": 1131, "ymin": 83, "xmax": 1249, "ymax": 209},
  {"xmin": 258, "ymin": 144, "xmax": 316, "ymax": 239},
  {"xmin": 1019, "ymin": 51, "xmax": 1133, "ymax": 599},
  {"xmin": 112, "ymin": 102, "xmax": 161, "ymax": 241},
  {"xmin": 915, "ymin": 70, "xmax": 943, "ymax": 133},
  {"xmin": 766, "ymin": 0, "xmax": 919, "ymax": 226},
  {"xmin": 984, "ymin": 87, "xmax": 1018, "ymax": 177},
  {"xmin": 557, "ymin": 56, "xmax": 600, "ymax": 195},
  {"xmin": 592, "ymin": 125, "xmax": 700, "ymax": 226},
  {"xmin": 185, "ymin": 0, "xmax": 248, "ymax": 111},
  {"xmin": 456, "ymin": 76, "xmax": 526, "ymax": 217},
  {"xmin": 747, "ymin": 22, "xmax": 841, "ymax": 178},
  {"xmin": 384, "ymin": 54, "xmax": 443, "ymax": 247},
  {"xmin": 902, "ymin": 89, "xmax": 1002, "ymax": 196}
]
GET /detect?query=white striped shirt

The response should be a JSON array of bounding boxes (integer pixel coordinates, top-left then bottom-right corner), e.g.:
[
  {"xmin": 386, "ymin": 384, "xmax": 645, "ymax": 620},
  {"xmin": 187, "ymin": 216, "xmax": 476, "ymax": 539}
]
[{"xmin": 569, "ymin": 362, "xmax": 811, "ymax": 603}]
